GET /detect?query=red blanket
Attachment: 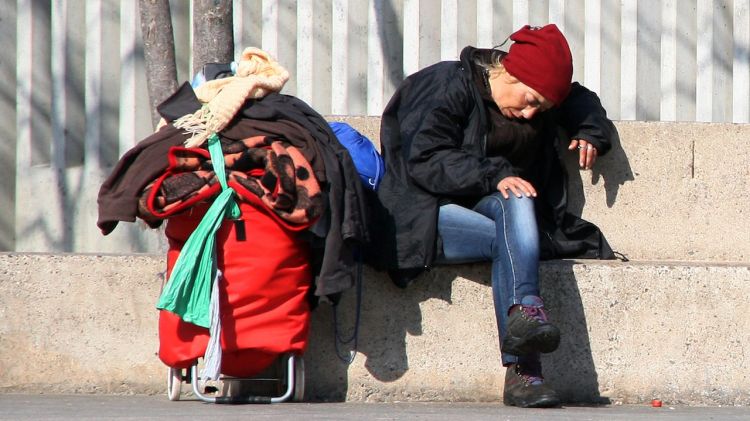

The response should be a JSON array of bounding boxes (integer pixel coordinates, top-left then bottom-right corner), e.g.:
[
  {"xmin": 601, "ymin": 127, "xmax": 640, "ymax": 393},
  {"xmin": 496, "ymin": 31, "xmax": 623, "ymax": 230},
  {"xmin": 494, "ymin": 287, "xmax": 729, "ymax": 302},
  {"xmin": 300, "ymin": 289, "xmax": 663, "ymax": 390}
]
[{"xmin": 138, "ymin": 135, "xmax": 323, "ymax": 229}]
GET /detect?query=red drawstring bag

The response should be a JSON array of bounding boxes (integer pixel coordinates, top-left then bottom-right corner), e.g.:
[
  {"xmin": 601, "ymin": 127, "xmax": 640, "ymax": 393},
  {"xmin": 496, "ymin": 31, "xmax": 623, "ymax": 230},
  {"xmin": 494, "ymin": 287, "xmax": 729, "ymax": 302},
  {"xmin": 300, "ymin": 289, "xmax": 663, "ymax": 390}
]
[{"xmin": 157, "ymin": 201, "xmax": 312, "ymax": 377}]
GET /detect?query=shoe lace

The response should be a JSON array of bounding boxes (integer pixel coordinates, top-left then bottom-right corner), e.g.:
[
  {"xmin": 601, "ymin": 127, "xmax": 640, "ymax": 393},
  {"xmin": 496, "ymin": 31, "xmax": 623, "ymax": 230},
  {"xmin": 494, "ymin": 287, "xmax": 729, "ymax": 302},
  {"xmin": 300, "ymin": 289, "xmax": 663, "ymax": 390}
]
[
  {"xmin": 521, "ymin": 305, "xmax": 549, "ymax": 323},
  {"xmin": 516, "ymin": 365, "xmax": 544, "ymax": 386}
]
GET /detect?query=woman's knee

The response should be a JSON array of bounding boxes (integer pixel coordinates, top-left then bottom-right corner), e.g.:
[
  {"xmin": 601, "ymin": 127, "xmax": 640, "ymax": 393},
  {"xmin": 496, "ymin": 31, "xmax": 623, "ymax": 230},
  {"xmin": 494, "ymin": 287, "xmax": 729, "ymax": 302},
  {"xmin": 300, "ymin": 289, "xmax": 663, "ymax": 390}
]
[{"xmin": 476, "ymin": 192, "xmax": 535, "ymax": 220}]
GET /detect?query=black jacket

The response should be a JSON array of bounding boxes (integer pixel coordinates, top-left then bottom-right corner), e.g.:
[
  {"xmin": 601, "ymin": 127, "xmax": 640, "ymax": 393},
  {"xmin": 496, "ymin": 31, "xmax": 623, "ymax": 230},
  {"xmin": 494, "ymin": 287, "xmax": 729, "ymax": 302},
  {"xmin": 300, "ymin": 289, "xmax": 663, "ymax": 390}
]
[
  {"xmin": 236, "ymin": 93, "xmax": 372, "ymax": 298},
  {"xmin": 369, "ymin": 46, "xmax": 615, "ymax": 273}
]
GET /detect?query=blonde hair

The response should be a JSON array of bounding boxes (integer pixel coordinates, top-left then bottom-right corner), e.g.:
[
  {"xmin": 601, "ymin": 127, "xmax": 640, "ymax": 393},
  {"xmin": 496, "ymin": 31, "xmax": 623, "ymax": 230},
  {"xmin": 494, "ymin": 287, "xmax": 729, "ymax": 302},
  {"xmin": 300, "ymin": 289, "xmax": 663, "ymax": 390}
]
[{"xmin": 486, "ymin": 57, "xmax": 519, "ymax": 83}]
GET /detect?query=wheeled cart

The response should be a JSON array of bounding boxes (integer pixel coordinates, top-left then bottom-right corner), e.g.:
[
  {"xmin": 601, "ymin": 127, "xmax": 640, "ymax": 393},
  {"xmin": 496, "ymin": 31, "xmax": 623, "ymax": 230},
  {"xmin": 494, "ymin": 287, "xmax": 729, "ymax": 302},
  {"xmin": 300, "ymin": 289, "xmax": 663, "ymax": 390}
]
[
  {"xmin": 166, "ymin": 353, "xmax": 305, "ymax": 403},
  {"xmin": 157, "ymin": 197, "xmax": 313, "ymax": 403}
]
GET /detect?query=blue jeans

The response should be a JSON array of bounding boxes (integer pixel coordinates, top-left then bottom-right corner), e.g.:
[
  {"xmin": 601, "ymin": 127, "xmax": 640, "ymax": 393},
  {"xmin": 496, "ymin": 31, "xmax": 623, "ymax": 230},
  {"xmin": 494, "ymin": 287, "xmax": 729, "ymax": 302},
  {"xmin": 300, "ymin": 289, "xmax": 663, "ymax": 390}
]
[{"xmin": 435, "ymin": 193, "xmax": 540, "ymax": 366}]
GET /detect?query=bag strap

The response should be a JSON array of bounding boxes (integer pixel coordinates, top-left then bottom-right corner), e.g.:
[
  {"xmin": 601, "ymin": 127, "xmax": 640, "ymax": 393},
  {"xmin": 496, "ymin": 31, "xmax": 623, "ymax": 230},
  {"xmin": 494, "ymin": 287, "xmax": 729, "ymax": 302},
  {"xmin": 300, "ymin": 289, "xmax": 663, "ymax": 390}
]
[
  {"xmin": 155, "ymin": 133, "xmax": 239, "ymax": 327},
  {"xmin": 207, "ymin": 133, "xmax": 240, "ymax": 219}
]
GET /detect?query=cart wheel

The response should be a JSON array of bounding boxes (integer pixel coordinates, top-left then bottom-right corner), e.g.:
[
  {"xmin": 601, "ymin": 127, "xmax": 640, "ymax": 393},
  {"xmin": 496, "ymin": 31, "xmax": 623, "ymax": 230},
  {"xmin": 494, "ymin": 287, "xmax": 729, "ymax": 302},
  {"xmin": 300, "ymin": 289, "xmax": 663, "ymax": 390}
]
[
  {"xmin": 292, "ymin": 356, "xmax": 305, "ymax": 402},
  {"xmin": 167, "ymin": 367, "xmax": 182, "ymax": 401}
]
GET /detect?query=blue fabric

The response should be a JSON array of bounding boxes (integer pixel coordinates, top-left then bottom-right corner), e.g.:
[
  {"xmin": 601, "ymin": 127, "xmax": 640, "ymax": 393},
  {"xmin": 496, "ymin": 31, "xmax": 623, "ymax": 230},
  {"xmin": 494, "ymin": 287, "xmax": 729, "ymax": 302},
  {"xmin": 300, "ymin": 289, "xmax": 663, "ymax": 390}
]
[
  {"xmin": 435, "ymin": 193, "xmax": 540, "ymax": 366},
  {"xmin": 329, "ymin": 122, "xmax": 384, "ymax": 191}
]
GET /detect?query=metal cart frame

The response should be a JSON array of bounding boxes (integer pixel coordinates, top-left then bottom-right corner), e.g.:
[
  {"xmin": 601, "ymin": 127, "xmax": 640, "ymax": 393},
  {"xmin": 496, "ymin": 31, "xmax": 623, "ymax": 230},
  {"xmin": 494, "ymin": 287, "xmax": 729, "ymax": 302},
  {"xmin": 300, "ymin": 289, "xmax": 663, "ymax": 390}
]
[{"xmin": 166, "ymin": 353, "xmax": 305, "ymax": 404}]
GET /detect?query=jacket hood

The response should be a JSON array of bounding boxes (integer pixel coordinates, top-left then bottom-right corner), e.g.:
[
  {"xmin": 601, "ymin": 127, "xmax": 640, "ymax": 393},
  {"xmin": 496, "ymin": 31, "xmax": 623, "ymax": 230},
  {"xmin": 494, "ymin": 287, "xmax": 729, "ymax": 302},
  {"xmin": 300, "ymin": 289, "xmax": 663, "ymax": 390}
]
[{"xmin": 459, "ymin": 46, "xmax": 508, "ymax": 74}]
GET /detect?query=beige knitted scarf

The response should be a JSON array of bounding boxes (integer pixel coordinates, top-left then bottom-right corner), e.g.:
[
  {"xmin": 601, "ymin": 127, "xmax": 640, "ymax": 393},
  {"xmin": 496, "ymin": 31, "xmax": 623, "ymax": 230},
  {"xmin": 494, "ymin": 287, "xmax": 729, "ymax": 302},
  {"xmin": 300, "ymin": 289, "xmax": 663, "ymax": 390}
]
[{"xmin": 173, "ymin": 47, "xmax": 289, "ymax": 148}]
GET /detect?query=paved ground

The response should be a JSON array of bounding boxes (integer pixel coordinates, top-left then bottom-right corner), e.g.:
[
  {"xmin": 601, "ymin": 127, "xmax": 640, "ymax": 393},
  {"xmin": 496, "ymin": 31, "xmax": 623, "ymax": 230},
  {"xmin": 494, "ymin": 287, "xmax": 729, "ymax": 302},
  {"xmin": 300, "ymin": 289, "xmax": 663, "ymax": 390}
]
[{"xmin": 1, "ymin": 395, "xmax": 748, "ymax": 420}]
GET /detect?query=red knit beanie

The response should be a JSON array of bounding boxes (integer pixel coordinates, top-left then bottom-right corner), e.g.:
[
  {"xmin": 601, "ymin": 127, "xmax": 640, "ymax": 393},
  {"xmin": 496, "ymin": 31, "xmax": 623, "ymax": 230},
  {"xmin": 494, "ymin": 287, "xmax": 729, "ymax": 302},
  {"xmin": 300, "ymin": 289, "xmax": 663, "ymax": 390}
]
[{"xmin": 501, "ymin": 24, "xmax": 573, "ymax": 105}]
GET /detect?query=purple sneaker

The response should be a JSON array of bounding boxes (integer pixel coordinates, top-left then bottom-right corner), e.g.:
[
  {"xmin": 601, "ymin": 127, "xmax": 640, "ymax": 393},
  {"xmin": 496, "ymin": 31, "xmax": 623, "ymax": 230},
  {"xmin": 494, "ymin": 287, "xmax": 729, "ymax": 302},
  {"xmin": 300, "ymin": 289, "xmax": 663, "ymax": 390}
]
[{"xmin": 502, "ymin": 295, "xmax": 561, "ymax": 356}]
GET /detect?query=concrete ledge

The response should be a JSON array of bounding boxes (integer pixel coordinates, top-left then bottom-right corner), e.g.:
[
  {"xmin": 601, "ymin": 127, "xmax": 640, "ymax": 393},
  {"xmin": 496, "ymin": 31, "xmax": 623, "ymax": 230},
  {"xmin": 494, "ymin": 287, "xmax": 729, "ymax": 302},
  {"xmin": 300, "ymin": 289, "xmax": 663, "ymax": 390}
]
[
  {"xmin": 329, "ymin": 118, "xmax": 750, "ymax": 263},
  {"xmin": 1, "ymin": 253, "xmax": 748, "ymax": 405},
  {"xmin": 75, "ymin": 120, "xmax": 750, "ymax": 264}
]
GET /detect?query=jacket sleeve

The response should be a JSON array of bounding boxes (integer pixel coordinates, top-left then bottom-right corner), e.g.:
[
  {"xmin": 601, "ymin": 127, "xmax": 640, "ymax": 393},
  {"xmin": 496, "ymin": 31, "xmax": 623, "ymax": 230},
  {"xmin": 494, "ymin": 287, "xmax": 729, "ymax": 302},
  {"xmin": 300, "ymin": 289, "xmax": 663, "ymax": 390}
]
[
  {"xmin": 401, "ymin": 78, "xmax": 514, "ymax": 197},
  {"xmin": 556, "ymin": 82, "xmax": 616, "ymax": 156}
]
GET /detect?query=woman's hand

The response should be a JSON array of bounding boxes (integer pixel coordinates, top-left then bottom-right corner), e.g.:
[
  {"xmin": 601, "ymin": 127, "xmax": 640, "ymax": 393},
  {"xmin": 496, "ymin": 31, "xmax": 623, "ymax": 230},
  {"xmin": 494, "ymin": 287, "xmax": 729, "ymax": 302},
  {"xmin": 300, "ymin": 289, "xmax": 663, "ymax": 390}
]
[
  {"xmin": 497, "ymin": 176, "xmax": 537, "ymax": 199},
  {"xmin": 568, "ymin": 139, "xmax": 598, "ymax": 170}
]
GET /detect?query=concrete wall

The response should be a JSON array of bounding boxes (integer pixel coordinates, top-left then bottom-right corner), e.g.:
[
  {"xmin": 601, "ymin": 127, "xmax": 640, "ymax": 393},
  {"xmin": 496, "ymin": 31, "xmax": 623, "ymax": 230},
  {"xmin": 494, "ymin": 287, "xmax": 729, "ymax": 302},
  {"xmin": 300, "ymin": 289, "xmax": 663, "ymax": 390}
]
[
  {"xmin": 567, "ymin": 121, "xmax": 750, "ymax": 262},
  {"xmin": 1, "ymin": 118, "xmax": 749, "ymax": 404},
  {"xmin": 9, "ymin": 119, "xmax": 749, "ymax": 263},
  {"xmin": 1, "ymin": 254, "xmax": 748, "ymax": 405},
  {"xmin": 336, "ymin": 118, "xmax": 750, "ymax": 263}
]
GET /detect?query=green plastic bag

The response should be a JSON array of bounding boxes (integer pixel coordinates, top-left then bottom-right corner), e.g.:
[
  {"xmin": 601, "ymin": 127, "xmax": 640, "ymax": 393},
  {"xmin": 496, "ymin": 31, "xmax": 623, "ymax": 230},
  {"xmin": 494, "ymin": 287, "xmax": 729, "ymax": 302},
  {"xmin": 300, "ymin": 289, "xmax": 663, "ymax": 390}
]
[{"xmin": 156, "ymin": 134, "xmax": 239, "ymax": 328}]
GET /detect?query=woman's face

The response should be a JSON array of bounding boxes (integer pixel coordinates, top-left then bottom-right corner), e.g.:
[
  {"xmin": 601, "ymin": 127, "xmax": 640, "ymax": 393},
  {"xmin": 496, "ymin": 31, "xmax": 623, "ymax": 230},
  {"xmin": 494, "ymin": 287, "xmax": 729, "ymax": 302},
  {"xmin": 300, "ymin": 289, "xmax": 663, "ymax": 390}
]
[{"xmin": 489, "ymin": 71, "xmax": 553, "ymax": 120}]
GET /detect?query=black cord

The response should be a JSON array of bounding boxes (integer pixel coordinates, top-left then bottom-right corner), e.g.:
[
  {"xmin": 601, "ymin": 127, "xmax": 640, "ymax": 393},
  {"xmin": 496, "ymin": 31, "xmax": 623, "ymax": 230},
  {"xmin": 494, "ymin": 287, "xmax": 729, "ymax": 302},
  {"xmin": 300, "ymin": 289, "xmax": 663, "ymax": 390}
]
[
  {"xmin": 332, "ymin": 251, "xmax": 363, "ymax": 364},
  {"xmin": 492, "ymin": 35, "xmax": 511, "ymax": 50}
]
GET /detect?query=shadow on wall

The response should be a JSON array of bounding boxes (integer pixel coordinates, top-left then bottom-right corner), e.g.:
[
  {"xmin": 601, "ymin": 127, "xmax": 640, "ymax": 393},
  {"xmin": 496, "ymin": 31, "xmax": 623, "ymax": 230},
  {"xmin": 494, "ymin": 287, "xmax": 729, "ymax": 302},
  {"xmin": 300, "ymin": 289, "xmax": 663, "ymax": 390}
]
[
  {"xmin": 540, "ymin": 260, "xmax": 610, "ymax": 404},
  {"xmin": 304, "ymin": 266, "xmax": 442, "ymax": 401},
  {"xmin": 302, "ymin": 126, "xmax": 628, "ymax": 402},
  {"xmin": 565, "ymin": 127, "xmax": 635, "ymax": 215},
  {"xmin": 305, "ymin": 262, "xmax": 608, "ymax": 404}
]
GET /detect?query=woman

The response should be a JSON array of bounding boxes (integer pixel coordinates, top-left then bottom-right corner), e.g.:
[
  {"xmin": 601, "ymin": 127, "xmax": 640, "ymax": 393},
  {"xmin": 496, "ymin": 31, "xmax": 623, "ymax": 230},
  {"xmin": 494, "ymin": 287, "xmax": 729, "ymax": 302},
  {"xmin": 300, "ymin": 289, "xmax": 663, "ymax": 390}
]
[{"xmin": 370, "ymin": 24, "xmax": 616, "ymax": 408}]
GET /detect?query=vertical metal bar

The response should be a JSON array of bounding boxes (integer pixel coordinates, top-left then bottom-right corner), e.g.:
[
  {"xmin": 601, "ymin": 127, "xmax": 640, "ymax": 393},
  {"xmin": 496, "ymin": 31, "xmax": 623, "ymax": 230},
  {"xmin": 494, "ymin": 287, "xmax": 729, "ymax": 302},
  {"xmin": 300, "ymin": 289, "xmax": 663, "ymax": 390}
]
[
  {"xmin": 348, "ymin": 0, "xmax": 368, "ymax": 115},
  {"xmin": 419, "ymin": 0, "xmax": 441, "ymax": 70},
  {"xmin": 85, "ymin": 0, "xmax": 102, "ymax": 173},
  {"xmin": 188, "ymin": 1, "xmax": 194, "ymax": 78},
  {"xmin": 457, "ymin": 0, "xmax": 476, "ymax": 54},
  {"xmin": 81, "ymin": 0, "xmax": 103, "ymax": 252},
  {"xmin": 169, "ymin": 0, "xmax": 192, "ymax": 84},
  {"xmin": 620, "ymin": 0, "xmax": 637, "ymax": 120},
  {"xmin": 675, "ymin": 1, "xmax": 697, "ymax": 122},
  {"xmin": 599, "ymin": 0, "xmax": 621, "ymax": 120},
  {"xmin": 549, "ymin": 0, "xmax": 565, "ymax": 32},
  {"xmin": 296, "ymin": 0, "xmax": 313, "ymax": 105},
  {"xmin": 269, "ymin": 355, "xmax": 296, "ymax": 403},
  {"xmin": 233, "ymin": 0, "xmax": 263, "ymax": 54},
  {"xmin": 382, "ymin": 0, "xmax": 404, "ymax": 104},
  {"xmin": 275, "ymin": 1, "xmax": 298, "ymax": 98},
  {"xmin": 50, "ymin": 0, "xmax": 69, "ymax": 250},
  {"xmin": 512, "ymin": 0, "xmax": 529, "ymax": 29},
  {"xmin": 310, "ymin": 2, "xmax": 332, "ymax": 113},
  {"xmin": 331, "ymin": 0, "xmax": 348, "ymax": 114},
  {"xmin": 441, "ymin": 0, "xmax": 458, "ymax": 61},
  {"xmin": 637, "ymin": 0, "xmax": 661, "ymax": 121},
  {"xmin": 734, "ymin": 0, "xmax": 750, "ymax": 123},
  {"xmin": 15, "ymin": 0, "xmax": 33, "ymax": 252},
  {"xmin": 584, "ymin": 0, "xmax": 601, "ymax": 95},
  {"xmin": 661, "ymin": 0, "xmax": 677, "ymax": 121},
  {"xmin": 0, "ymin": 1, "xmax": 17, "ymax": 250},
  {"xmin": 476, "ymin": 0, "xmax": 494, "ymax": 48},
  {"xmin": 367, "ymin": 0, "xmax": 384, "ymax": 115},
  {"xmin": 233, "ymin": 0, "xmax": 243, "ymax": 59},
  {"xmin": 494, "ymin": 0, "xmax": 514, "ymax": 43},
  {"xmin": 16, "ymin": 0, "xmax": 31, "ymax": 175},
  {"xmin": 262, "ymin": 0, "xmax": 279, "ymax": 58},
  {"xmin": 564, "ymin": 0, "xmax": 585, "ymax": 84},
  {"xmin": 528, "ymin": 0, "xmax": 548, "ymax": 27},
  {"xmin": 403, "ymin": 0, "xmax": 420, "ymax": 75},
  {"xmin": 119, "ymin": 1, "xmax": 137, "ymax": 155},
  {"xmin": 696, "ymin": 1, "xmax": 713, "ymax": 122},
  {"xmin": 51, "ymin": 0, "xmax": 66, "ymax": 172},
  {"xmin": 712, "ymin": 0, "xmax": 732, "ymax": 122}
]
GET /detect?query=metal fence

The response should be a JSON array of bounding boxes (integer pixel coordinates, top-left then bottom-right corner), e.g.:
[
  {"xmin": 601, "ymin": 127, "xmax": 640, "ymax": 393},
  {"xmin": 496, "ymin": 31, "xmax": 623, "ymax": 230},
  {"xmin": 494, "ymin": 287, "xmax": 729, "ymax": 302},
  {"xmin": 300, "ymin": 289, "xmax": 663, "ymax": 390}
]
[{"xmin": 2, "ymin": 0, "xmax": 749, "ymax": 253}]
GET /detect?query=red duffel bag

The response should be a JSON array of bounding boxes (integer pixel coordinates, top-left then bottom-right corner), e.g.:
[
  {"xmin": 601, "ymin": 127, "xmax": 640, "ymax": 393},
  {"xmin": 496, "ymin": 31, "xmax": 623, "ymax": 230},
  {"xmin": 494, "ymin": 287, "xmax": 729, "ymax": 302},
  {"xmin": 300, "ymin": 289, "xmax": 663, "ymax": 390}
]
[{"xmin": 158, "ymin": 200, "xmax": 312, "ymax": 378}]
